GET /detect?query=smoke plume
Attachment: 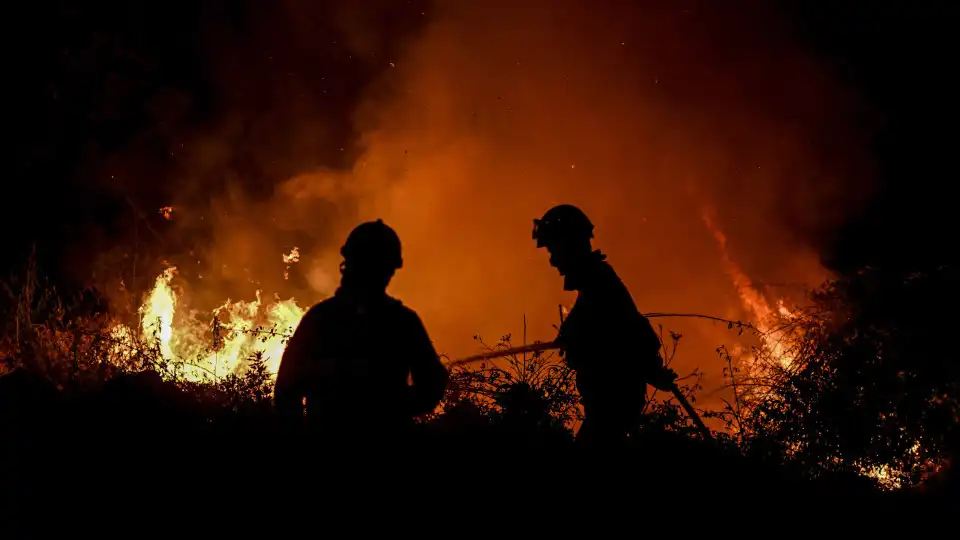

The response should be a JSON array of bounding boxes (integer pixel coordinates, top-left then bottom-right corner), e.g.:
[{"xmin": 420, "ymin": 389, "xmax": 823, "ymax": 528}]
[
  {"xmin": 121, "ymin": 1, "xmax": 874, "ymax": 396},
  {"xmin": 246, "ymin": 2, "xmax": 871, "ymax": 368}
]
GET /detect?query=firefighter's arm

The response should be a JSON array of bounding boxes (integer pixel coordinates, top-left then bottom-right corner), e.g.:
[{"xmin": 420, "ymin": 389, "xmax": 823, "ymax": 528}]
[
  {"xmin": 274, "ymin": 309, "xmax": 317, "ymax": 420},
  {"xmin": 406, "ymin": 314, "xmax": 449, "ymax": 417},
  {"xmin": 648, "ymin": 354, "xmax": 679, "ymax": 391},
  {"xmin": 636, "ymin": 313, "xmax": 677, "ymax": 390}
]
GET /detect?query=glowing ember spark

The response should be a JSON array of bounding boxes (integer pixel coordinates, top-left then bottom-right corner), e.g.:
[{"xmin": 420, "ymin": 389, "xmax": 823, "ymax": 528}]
[
  {"xmin": 159, "ymin": 206, "xmax": 174, "ymax": 220},
  {"xmin": 283, "ymin": 247, "xmax": 300, "ymax": 280},
  {"xmin": 109, "ymin": 324, "xmax": 137, "ymax": 364},
  {"xmin": 283, "ymin": 247, "xmax": 300, "ymax": 264},
  {"xmin": 858, "ymin": 441, "xmax": 921, "ymax": 490}
]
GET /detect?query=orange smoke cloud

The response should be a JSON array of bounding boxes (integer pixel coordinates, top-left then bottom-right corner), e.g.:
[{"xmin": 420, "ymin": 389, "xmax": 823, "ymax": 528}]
[{"xmin": 172, "ymin": 2, "xmax": 873, "ymax": 402}]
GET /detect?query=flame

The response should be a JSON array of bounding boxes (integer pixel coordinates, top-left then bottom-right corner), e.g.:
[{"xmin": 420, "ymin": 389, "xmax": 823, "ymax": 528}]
[
  {"xmin": 108, "ymin": 324, "xmax": 137, "ymax": 364},
  {"xmin": 701, "ymin": 208, "xmax": 797, "ymax": 369},
  {"xmin": 858, "ymin": 441, "xmax": 921, "ymax": 490},
  {"xmin": 283, "ymin": 246, "xmax": 300, "ymax": 281},
  {"xmin": 159, "ymin": 206, "xmax": 174, "ymax": 220},
  {"xmin": 282, "ymin": 247, "xmax": 300, "ymax": 264},
  {"xmin": 263, "ymin": 299, "xmax": 306, "ymax": 373},
  {"xmin": 701, "ymin": 211, "xmax": 931, "ymax": 488},
  {"xmin": 139, "ymin": 267, "xmax": 177, "ymax": 361},
  {"xmin": 112, "ymin": 259, "xmax": 307, "ymax": 382}
]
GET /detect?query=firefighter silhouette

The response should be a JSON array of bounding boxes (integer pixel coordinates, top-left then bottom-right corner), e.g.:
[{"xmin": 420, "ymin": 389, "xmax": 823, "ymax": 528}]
[
  {"xmin": 533, "ymin": 204, "xmax": 675, "ymax": 446},
  {"xmin": 274, "ymin": 220, "xmax": 449, "ymax": 443}
]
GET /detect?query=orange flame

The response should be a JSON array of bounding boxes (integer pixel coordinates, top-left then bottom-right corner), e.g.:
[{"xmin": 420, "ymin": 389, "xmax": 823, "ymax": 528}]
[
  {"xmin": 112, "ymin": 258, "xmax": 307, "ymax": 382},
  {"xmin": 139, "ymin": 266, "xmax": 177, "ymax": 361},
  {"xmin": 282, "ymin": 247, "xmax": 300, "ymax": 265},
  {"xmin": 701, "ymin": 207, "xmax": 796, "ymax": 369},
  {"xmin": 283, "ymin": 246, "xmax": 300, "ymax": 281}
]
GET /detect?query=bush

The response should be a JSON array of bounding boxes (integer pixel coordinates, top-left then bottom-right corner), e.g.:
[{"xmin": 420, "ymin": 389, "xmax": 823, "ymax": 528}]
[
  {"xmin": 3, "ymin": 252, "xmax": 956, "ymax": 495},
  {"xmin": 726, "ymin": 265, "xmax": 959, "ymax": 488}
]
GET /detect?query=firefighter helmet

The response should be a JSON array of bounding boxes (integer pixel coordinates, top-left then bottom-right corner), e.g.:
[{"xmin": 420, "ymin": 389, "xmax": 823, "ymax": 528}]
[
  {"xmin": 340, "ymin": 219, "xmax": 403, "ymax": 270},
  {"xmin": 532, "ymin": 204, "xmax": 594, "ymax": 248}
]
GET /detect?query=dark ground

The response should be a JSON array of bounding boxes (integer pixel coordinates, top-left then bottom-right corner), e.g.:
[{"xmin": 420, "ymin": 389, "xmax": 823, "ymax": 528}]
[{"xmin": 1, "ymin": 367, "xmax": 955, "ymax": 535}]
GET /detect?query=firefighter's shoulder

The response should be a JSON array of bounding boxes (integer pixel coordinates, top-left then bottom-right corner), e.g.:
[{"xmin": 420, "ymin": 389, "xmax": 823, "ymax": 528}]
[
  {"xmin": 297, "ymin": 297, "xmax": 342, "ymax": 327},
  {"xmin": 383, "ymin": 295, "xmax": 425, "ymax": 325},
  {"xmin": 383, "ymin": 294, "xmax": 412, "ymax": 314}
]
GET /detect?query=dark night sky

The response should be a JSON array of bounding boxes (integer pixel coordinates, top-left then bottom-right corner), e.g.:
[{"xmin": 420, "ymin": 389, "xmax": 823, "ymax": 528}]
[
  {"xmin": 780, "ymin": 2, "xmax": 956, "ymax": 273},
  {"xmin": 5, "ymin": 0, "xmax": 432, "ymax": 287},
  {"xmin": 3, "ymin": 0, "xmax": 956, "ymax": 291}
]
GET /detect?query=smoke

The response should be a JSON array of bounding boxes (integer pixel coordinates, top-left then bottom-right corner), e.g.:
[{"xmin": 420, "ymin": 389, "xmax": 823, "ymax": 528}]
[
  {"xmin": 89, "ymin": 0, "xmax": 434, "ymax": 305},
  {"xmin": 238, "ymin": 1, "xmax": 873, "ymax": 372},
  {"xmin": 120, "ymin": 1, "xmax": 873, "ymax": 396}
]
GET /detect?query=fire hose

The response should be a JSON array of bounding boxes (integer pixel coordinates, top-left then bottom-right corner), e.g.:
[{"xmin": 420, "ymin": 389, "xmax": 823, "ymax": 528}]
[{"xmin": 447, "ymin": 341, "xmax": 714, "ymax": 441}]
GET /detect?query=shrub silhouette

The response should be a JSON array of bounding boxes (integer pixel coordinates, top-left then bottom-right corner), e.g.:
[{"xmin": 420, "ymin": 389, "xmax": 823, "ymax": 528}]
[{"xmin": 1, "ymin": 255, "xmax": 957, "ymax": 505}]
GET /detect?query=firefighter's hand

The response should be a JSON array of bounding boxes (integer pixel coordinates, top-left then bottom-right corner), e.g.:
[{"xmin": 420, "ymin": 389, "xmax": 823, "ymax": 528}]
[{"xmin": 651, "ymin": 367, "xmax": 678, "ymax": 391}]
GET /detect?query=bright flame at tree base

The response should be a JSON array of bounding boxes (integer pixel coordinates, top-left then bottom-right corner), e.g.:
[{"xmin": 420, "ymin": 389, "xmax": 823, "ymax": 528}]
[{"xmin": 109, "ymin": 266, "xmax": 306, "ymax": 382}]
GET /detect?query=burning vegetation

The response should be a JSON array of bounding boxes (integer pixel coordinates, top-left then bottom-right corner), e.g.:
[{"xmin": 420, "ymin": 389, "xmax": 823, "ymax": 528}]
[
  {"xmin": 3, "ymin": 1, "xmax": 957, "ymax": 518},
  {"xmin": 114, "ymin": 264, "xmax": 305, "ymax": 381},
  {"xmin": 1, "ymin": 211, "xmax": 954, "ymax": 495}
]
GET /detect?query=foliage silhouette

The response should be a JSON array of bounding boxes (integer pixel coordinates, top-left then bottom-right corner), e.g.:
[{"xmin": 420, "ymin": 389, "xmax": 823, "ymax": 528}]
[
  {"xmin": 731, "ymin": 264, "xmax": 959, "ymax": 488},
  {"xmin": 1, "ymin": 255, "xmax": 957, "ymax": 500}
]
